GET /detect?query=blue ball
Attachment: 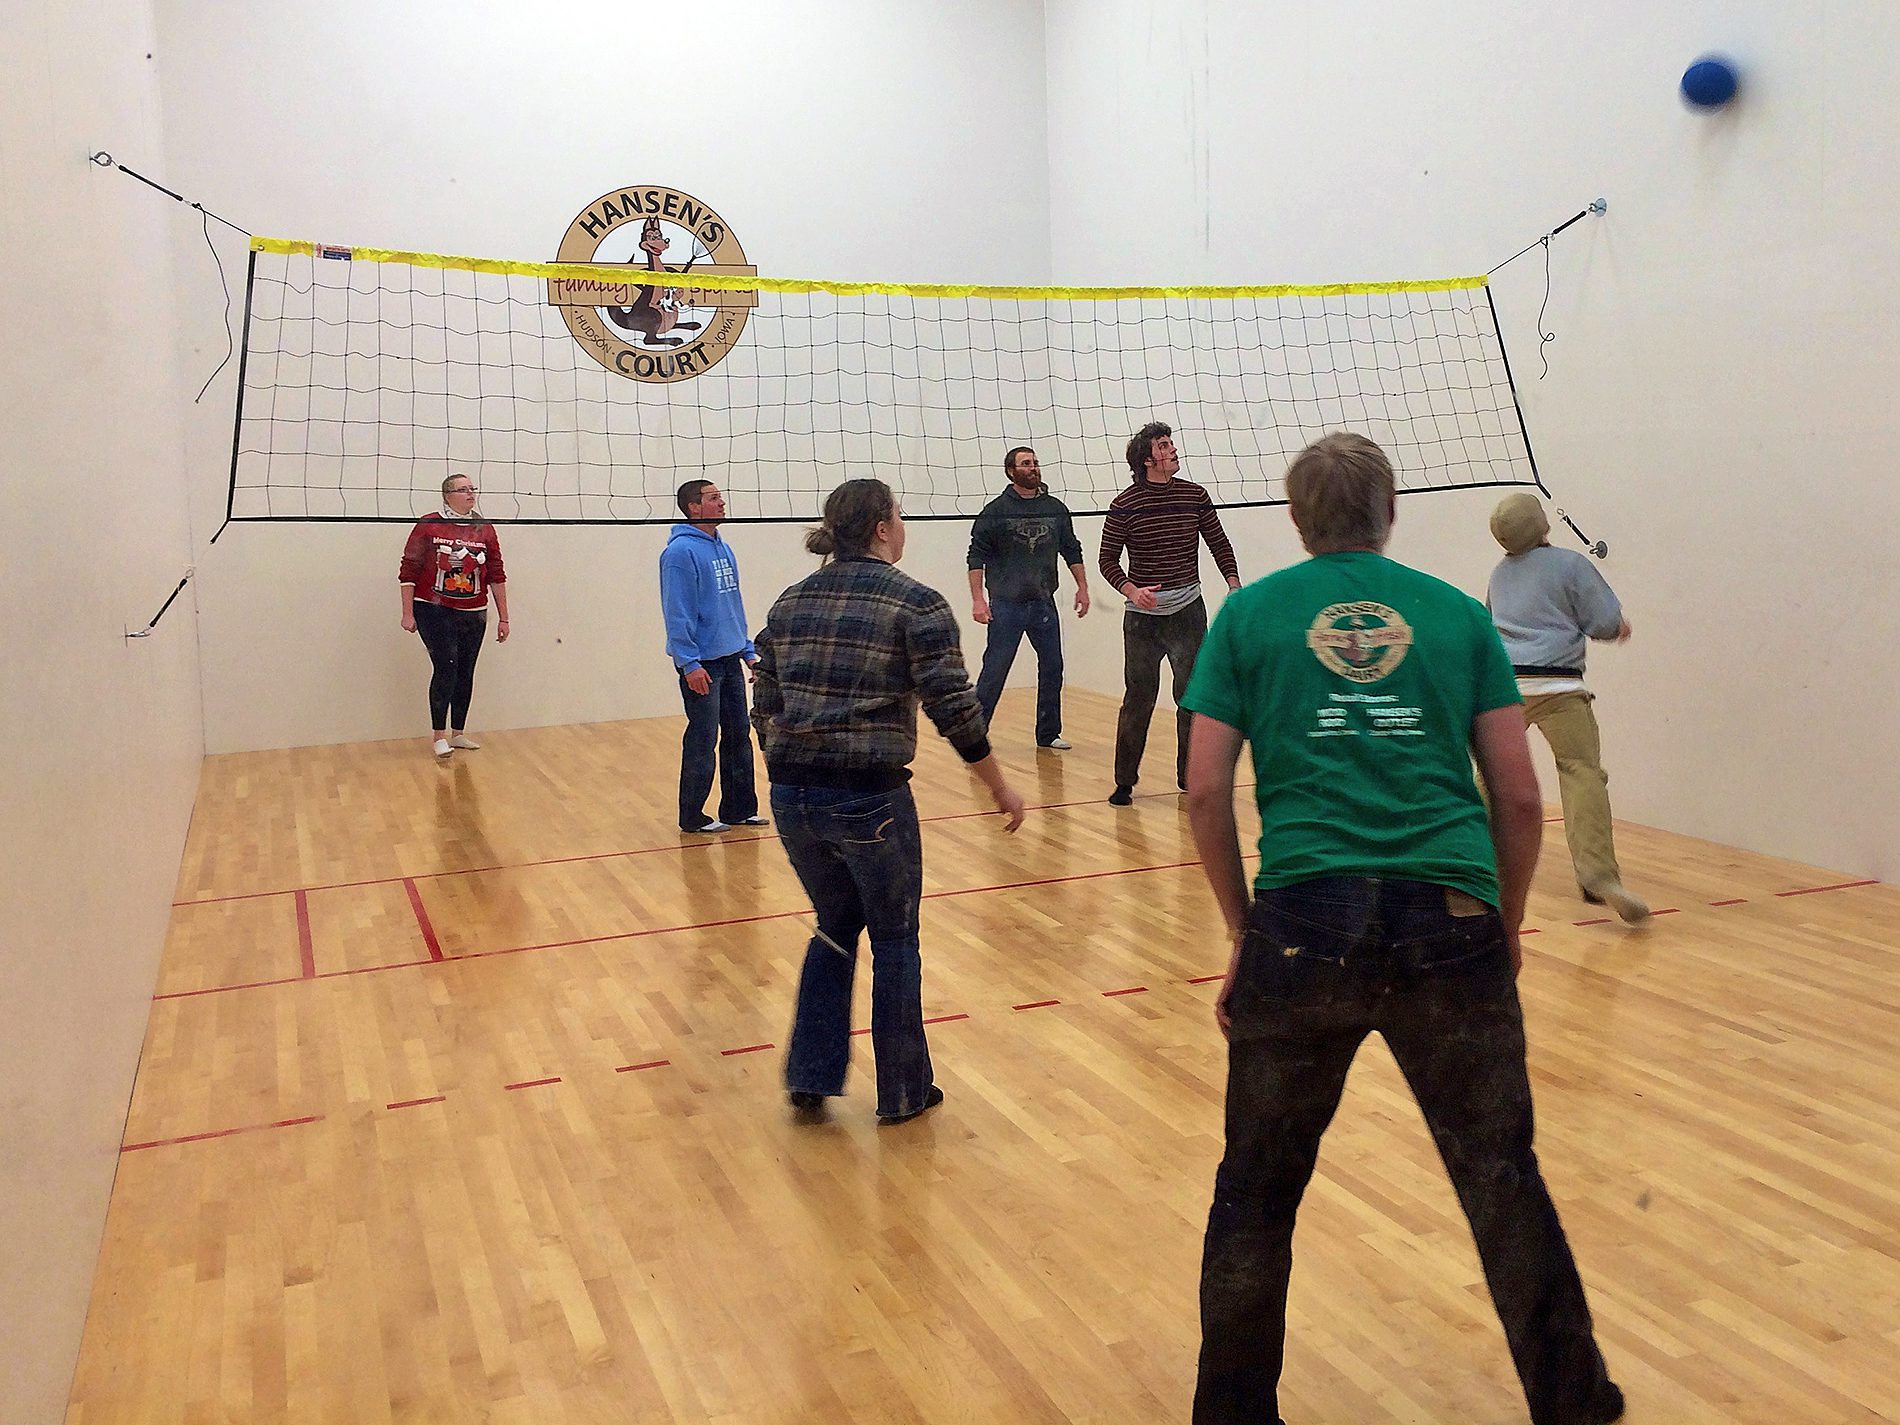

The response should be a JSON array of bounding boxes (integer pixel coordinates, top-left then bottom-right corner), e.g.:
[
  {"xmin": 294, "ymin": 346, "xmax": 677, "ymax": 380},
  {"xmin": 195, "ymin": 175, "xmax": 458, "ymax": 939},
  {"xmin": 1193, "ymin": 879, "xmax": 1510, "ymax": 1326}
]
[{"xmin": 1681, "ymin": 56, "xmax": 1739, "ymax": 108}]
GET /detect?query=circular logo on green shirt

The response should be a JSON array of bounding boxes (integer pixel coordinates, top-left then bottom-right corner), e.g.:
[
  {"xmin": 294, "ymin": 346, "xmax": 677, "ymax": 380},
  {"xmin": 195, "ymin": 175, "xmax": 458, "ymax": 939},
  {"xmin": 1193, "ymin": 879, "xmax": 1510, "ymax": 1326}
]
[{"xmin": 1307, "ymin": 602, "xmax": 1414, "ymax": 683}]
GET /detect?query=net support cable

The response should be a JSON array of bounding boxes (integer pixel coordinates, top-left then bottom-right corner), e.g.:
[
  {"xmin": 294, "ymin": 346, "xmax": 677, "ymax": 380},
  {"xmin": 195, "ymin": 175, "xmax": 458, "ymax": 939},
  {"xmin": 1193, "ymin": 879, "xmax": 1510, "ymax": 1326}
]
[{"xmin": 91, "ymin": 151, "xmax": 256, "ymax": 636}]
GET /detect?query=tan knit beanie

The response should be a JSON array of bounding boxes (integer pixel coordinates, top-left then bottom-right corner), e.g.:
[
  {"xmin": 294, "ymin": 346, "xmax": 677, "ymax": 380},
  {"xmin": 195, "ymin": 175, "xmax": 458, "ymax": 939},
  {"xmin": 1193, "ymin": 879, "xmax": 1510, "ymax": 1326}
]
[{"xmin": 1490, "ymin": 492, "xmax": 1550, "ymax": 555}]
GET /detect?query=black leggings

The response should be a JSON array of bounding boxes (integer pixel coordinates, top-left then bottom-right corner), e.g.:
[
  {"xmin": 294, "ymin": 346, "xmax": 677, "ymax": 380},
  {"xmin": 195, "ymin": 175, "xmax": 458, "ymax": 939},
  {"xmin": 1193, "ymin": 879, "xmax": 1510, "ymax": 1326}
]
[{"xmin": 412, "ymin": 601, "xmax": 486, "ymax": 731}]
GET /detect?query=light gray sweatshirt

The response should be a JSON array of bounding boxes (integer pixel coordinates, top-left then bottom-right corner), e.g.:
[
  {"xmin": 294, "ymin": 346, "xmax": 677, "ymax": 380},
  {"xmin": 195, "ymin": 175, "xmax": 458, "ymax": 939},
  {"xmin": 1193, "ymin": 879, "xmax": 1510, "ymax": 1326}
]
[{"xmin": 1486, "ymin": 545, "xmax": 1622, "ymax": 673}]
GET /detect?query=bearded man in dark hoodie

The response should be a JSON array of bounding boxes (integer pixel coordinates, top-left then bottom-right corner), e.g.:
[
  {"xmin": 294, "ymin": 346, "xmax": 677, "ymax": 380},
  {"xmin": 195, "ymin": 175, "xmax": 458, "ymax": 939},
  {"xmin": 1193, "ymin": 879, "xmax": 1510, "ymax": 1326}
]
[{"xmin": 659, "ymin": 480, "xmax": 767, "ymax": 834}]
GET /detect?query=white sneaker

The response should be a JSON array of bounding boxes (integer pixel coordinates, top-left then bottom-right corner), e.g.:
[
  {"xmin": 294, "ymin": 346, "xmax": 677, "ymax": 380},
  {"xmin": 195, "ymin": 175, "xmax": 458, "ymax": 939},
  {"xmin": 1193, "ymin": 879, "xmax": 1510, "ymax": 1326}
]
[
  {"xmin": 1039, "ymin": 737, "xmax": 1073, "ymax": 750},
  {"xmin": 685, "ymin": 820, "xmax": 731, "ymax": 834},
  {"xmin": 432, "ymin": 738, "xmax": 453, "ymax": 758},
  {"xmin": 449, "ymin": 734, "xmax": 482, "ymax": 750}
]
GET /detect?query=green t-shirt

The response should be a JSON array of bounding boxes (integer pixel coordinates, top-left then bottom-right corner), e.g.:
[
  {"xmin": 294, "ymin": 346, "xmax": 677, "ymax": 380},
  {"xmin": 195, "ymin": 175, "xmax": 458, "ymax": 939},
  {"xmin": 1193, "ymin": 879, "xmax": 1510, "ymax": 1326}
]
[{"xmin": 1182, "ymin": 551, "xmax": 1522, "ymax": 905}]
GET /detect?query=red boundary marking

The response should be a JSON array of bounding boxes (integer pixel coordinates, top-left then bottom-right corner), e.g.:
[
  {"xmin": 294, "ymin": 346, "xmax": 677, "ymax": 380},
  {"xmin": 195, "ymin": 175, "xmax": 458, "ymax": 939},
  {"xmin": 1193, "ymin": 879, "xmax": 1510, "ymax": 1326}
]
[
  {"xmin": 1186, "ymin": 974, "xmax": 1223, "ymax": 985},
  {"xmin": 923, "ymin": 1012, "xmax": 970, "ymax": 1026},
  {"xmin": 1103, "ymin": 986, "xmax": 1149, "ymax": 998},
  {"xmin": 1012, "ymin": 999, "xmax": 1061, "ymax": 1010},
  {"xmin": 169, "ymin": 783, "xmax": 1241, "ymax": 907},
  {"xmin": 1573, "ymin": 917, "xmax": 1613, "ymax": 927},
  {"xmin": 721, "ymin": 1043, "xmax": 773, "ymax": 1057},
  {"xmin": 615, "ymin": 1059, "xmax": 671, "ymax": 1073},
  {"xmin": 503, "ymin": 1077, "xmax": 562, "ymax": 1091},
  {"xmin": 1652, "ymin": 907, "xmax": 1682, "ymax": 917},
  {"xmin": 849, "ymin": 1027, "xmax": 872, "ymax": 1037},
  {"xmin": 121, "ymin": 1113, "xmax": 322, "ymax": 1154},
  {"xmin": 405, "ymin": 878, "xmax": 445, "ymax": 961},
  {"xmin": 294, "ymin": 890, "xmax": 315, "ymax": 979},
  {"xmin": 1519, "ymin": 927, "xmax": 1542, "ymax": 936},
  {"xmin": 1709, "ymin": 898, "xmax": 1748, "ymax": 908},
  {"xmin": 156, "ymin": 859, "xmax": 1210, "ymax": 1000},
  {"xmin": 386, "ymin": 1095, "xmax": 445, "ymax": 1110},
  {"xmin": 1775, "ymin": 879, "xmax": 1879, "ymax": 898}
]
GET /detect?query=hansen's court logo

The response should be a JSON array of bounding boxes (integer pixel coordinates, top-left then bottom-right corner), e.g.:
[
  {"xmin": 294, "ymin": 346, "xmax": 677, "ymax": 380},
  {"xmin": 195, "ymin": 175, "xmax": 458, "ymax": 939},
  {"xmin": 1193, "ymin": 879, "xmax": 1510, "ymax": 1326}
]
[
  {"xmin": 1307, "ymin": 602, "xmax": 1414, "ymax": 683},
  {"xmin": 551, "ymin": 187, "xmax": 756, "ymax": 384}
]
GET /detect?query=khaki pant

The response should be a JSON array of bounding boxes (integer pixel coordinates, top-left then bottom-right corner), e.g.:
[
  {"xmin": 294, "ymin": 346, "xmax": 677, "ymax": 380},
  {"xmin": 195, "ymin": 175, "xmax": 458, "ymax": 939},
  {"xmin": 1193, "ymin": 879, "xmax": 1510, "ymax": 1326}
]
[{"xmin": 1523, "ymin": 690, "xmax": 1621, "ymax": 892}]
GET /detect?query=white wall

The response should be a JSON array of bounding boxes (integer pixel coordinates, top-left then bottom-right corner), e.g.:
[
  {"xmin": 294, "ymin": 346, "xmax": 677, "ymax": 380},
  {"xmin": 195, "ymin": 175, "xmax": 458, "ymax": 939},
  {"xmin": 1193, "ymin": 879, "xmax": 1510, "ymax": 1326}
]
[
  {"xmin": 0, "ymin": 2, "xmax": 204, "ymax": 1420},
  {"xmin": 1044, "ymin": 0, "xmax": 1900, "ymax": 882},
  {"xmin": 154, "ymin": 0, "xmax": 1055, "ymax": 752}
]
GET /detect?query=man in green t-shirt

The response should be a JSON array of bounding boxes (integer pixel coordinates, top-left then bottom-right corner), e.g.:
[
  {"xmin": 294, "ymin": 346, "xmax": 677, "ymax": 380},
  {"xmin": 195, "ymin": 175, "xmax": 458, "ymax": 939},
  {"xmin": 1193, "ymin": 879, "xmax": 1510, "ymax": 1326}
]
[{"xmin": 1180, "ymin": 434, "xmax": 1624, "ymax": 1425}]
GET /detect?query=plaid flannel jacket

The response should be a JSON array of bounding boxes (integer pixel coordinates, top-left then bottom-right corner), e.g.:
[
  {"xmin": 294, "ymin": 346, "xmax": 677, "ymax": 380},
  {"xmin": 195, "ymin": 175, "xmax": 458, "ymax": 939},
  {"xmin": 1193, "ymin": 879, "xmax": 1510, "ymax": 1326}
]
[{"xmin": 751, "ymin": 556, "xmax": 990, "ymax": 783}]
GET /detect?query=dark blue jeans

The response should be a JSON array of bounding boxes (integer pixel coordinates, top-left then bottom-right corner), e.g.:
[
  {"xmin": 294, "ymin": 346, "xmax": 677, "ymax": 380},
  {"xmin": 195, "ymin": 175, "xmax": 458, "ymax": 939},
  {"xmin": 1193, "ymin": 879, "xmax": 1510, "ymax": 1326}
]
[
  {"xmin": 974, "ymin": 595, "xmax": 1064, "ymax": 745},
  {"xmin": 1195, "ymin": 878, "xmax": 1616, "ymax": 1425},
  {"xmin": 678, "ymin": 652, "xmax": 758, "ymax": 830},
  {"xmin": 773, "ymin": 783, "xmax": 934, "ymax": 1119}
]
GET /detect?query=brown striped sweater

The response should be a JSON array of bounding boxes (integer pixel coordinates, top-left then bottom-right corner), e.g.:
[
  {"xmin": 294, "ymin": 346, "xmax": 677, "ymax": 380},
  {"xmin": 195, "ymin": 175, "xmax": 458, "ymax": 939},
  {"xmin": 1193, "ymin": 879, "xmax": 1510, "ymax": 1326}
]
[{"xmin": 1098, "ymin": 476, "xmax": 1239, "ymax": 594}]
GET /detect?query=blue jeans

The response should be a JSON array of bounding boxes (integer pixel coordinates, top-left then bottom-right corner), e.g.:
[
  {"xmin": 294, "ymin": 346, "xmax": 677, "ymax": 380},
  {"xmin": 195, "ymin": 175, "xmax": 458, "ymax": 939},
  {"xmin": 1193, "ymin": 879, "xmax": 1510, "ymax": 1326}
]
[
  {"xmin": 773, "ymin": 783, "xmax": 934, "ymax": 1118},
  {"xmin": 678, "ymin": 653, "xmax": 758, "ymax": 830},
  {"xmin": 973, "ymin": 595, "xmax": 1064, "ymax": 745},
  {"xmin": 1195, "ymin": 878, "xmax": 1616, "ymax": 1425}
]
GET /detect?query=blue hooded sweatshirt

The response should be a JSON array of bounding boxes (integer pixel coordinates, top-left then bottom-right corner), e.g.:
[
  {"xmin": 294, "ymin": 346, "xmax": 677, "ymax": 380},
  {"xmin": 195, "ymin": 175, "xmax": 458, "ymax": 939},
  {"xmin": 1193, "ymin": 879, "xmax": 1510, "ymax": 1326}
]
[{"xmin": 659, "ymin": 523, "xmax": 755, "ymax": 674}]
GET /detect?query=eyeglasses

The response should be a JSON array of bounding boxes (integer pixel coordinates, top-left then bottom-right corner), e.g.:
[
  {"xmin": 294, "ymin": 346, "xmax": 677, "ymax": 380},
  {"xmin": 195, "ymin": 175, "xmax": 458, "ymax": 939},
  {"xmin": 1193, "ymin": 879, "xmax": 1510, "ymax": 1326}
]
[{"xmin": 447, "ymin": 486, "xmax": 477, "ymax": 495}]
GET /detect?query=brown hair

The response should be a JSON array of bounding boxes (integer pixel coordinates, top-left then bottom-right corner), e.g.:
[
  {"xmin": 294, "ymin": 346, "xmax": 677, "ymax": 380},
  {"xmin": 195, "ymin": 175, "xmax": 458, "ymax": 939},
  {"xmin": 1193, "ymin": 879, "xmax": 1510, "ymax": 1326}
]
[
  {"xmin": 1125, "ymin": 421, "xmax": 1171, "ymax": 479},
  {"xmin": 676, "ymin": 478, "xmax": 716, "ymax": 516},
  {"xmin": 1284, "ymin": 433, "xmax": 1396, "ymax": 554},
  {"xmin": 805, "ymin": 478, "xmax": 896, "ymax": 559},
  {"xmin": 441, "ymin": 473, "xmax": 474, "ymax": 497}
]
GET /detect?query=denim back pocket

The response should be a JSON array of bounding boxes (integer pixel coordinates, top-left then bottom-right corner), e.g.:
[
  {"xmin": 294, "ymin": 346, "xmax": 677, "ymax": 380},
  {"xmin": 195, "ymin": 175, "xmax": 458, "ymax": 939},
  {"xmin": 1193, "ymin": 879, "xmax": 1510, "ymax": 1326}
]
[{"xmin": 830, "ymin": 792, "xmax": 899, "ymax": 845}]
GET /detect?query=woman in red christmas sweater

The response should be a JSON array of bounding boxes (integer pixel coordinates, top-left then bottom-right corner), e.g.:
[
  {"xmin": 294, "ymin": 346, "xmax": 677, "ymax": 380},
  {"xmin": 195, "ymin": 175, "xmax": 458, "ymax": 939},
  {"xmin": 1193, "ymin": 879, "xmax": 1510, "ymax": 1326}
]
[{"xmin": 399, "ymin": 474, "xmax": 510, "ymax": 758}]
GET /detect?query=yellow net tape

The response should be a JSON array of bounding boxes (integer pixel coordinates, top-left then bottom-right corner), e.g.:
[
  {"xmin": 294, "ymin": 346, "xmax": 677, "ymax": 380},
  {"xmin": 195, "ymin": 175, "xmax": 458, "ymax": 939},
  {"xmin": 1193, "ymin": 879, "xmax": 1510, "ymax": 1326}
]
[{"xmin": 250, "ymin": 236, "xmax": 1488, "ymax": 302}]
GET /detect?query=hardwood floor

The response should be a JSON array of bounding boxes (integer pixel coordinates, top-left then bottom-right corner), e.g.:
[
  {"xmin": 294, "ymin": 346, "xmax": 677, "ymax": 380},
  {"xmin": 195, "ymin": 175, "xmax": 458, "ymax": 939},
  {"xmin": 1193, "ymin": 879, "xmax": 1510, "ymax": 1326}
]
[{"xmin": 68, "ymin": 690, "xmax": 1900, "ymax": 1423}]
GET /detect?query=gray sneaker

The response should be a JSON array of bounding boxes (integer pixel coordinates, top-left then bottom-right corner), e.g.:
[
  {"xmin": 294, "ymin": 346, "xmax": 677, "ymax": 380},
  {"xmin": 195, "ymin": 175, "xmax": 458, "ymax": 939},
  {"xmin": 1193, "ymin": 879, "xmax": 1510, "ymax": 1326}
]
[{"xmin": 1039, "ymin": 737, "xmax": 1072, "ymax": 750}]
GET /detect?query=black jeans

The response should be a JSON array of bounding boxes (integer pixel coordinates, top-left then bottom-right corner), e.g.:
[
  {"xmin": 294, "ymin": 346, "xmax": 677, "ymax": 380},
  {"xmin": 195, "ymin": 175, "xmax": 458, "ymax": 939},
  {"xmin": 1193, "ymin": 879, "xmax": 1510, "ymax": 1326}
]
[
  {"xmin": 973, "ymin": 595, "xmax": 1064, "ymax": 745},
  {"xmin": 1114, "ymin": 598, "xmax": 1205, "ymax": 788},
  {"xmin": 1195, "ymin": 878, "xmax": 1616, "ymax": 1425},
  {"xmin": 412, "ymin": 601, "xmax": 485, "ymax": 731},
  {"xmin": 678, "ymin": 652, "xmax": 759, "ymax": 829}
]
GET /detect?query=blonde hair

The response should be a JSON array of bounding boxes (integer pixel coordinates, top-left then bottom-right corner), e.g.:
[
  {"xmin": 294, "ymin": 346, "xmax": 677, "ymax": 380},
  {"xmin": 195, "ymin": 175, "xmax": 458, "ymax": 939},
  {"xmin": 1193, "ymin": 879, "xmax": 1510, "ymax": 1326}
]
[
  {"xmin": 441, "ymin": 473, "xmax": 474, "ymax": 497},
  {"xmin": 1285, "ymin": 434, "xmax": 1395, "ymax": 553}
]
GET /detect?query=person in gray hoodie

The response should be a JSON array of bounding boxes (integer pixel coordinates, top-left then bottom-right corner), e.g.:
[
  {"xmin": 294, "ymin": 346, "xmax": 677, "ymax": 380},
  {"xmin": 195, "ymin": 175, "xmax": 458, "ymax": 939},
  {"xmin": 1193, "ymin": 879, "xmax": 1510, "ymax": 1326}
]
[
  {"xmin": 660, "ymin": 480, "xmax": 766, "ymax": 834},
  {"xmin": 1486, "ymin": 493, "xmax": 1649, "ymax": 923}
]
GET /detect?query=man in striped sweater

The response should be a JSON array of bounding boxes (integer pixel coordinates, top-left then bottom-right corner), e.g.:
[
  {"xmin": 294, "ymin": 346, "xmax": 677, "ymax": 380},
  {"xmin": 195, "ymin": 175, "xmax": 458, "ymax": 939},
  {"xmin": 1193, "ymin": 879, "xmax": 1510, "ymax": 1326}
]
[{"xmin": 1099, "ymin": 422, "xmax": 1242, "ymax": 805}]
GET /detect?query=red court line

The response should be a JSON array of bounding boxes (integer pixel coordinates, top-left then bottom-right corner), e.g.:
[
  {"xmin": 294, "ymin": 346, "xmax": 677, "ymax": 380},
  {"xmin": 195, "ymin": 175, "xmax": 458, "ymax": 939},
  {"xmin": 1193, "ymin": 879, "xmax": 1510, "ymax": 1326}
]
[
  {"xmin": 503, "ymin": 1077, "xmax": 562, "ymax": 1091},
  {"xmin": 386, "ymin": 1095, "xmax": 446, "ymax": 1110},
  {"xmin": 1709, "ymin": 898, "xmax": 1748, "ymax": 908},
  {"xmin": 849, "ymin": 1027, "xmax": 872, "ymax": 1037},
  {"xmin": 923, "ymin": 1012, "xmax": 971, "ymax": 1026},
  {"xmin": 1573, "ymin": 917, "xmax": 1614, "ymax": 928},
  {"xmin": 122, "ymin": 1113, "xmax": 323, "ymax": 1154},
  {"xmin": 615, "ymin": 1059, "xmax": 671, "ymax": 1073},
  {"xmin": 721, "ymin": 1043, "xmax": 773, "ymax": 1057},
  {"xmin": 1774, "ymin": 879, "xmax": 1879, "ymax": 898},
  {"xmin": 1103, "ymin": 986, "xmax": 1150, "ymax": 998},
  {"xmin": 405, "ymin": 878, "xmax": 445, "ymax": 961},
  {"xmin": 1013, "ymin": 999, "xmax": 1061, "ymax": 1010},
  {"xmin": 294, "ymin": 890, "xmax": 315, "ymax": 979},
  {"xmin": 169, "ymin": 781, "xmax": 1245, "ymax": 908},
  {"xmin": 157, "ymin": 858, "xmax": 1215, "ymax": 1000},
  {"xmin": 1652, "ymin": 907, "xmax": 1682, "ymax": 917},
  {"xmin": 1520, "ymin": 927, "xmax": 1542, "ymax": 936},
  {"xmin": 1186, "ymin": 974, "xmax": 1223, "ymax": 985},
  {"xmin": 155, "ymin": 972, "xmax": 308, "ymax": 1002}
]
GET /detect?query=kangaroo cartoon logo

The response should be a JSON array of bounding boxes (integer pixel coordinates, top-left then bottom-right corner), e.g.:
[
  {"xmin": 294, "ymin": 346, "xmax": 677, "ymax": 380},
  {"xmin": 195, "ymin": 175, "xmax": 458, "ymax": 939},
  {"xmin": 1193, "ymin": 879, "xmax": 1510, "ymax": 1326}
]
[
  {"xmin": 1307, "ymin": 602, "xmax": 1413, "ymax": 683},
  {"xmin": 549, "ymin": 187, "xmax": 757, "ymax": 385}
]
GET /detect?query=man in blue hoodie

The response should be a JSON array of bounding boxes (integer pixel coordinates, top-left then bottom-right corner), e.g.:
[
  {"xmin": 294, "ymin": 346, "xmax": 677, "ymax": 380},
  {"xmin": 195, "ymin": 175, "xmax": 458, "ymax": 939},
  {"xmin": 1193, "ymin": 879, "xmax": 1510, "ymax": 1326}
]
[{"xmin": 660, "ymin": 480, "xmax": 766, "ymax": 833}]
